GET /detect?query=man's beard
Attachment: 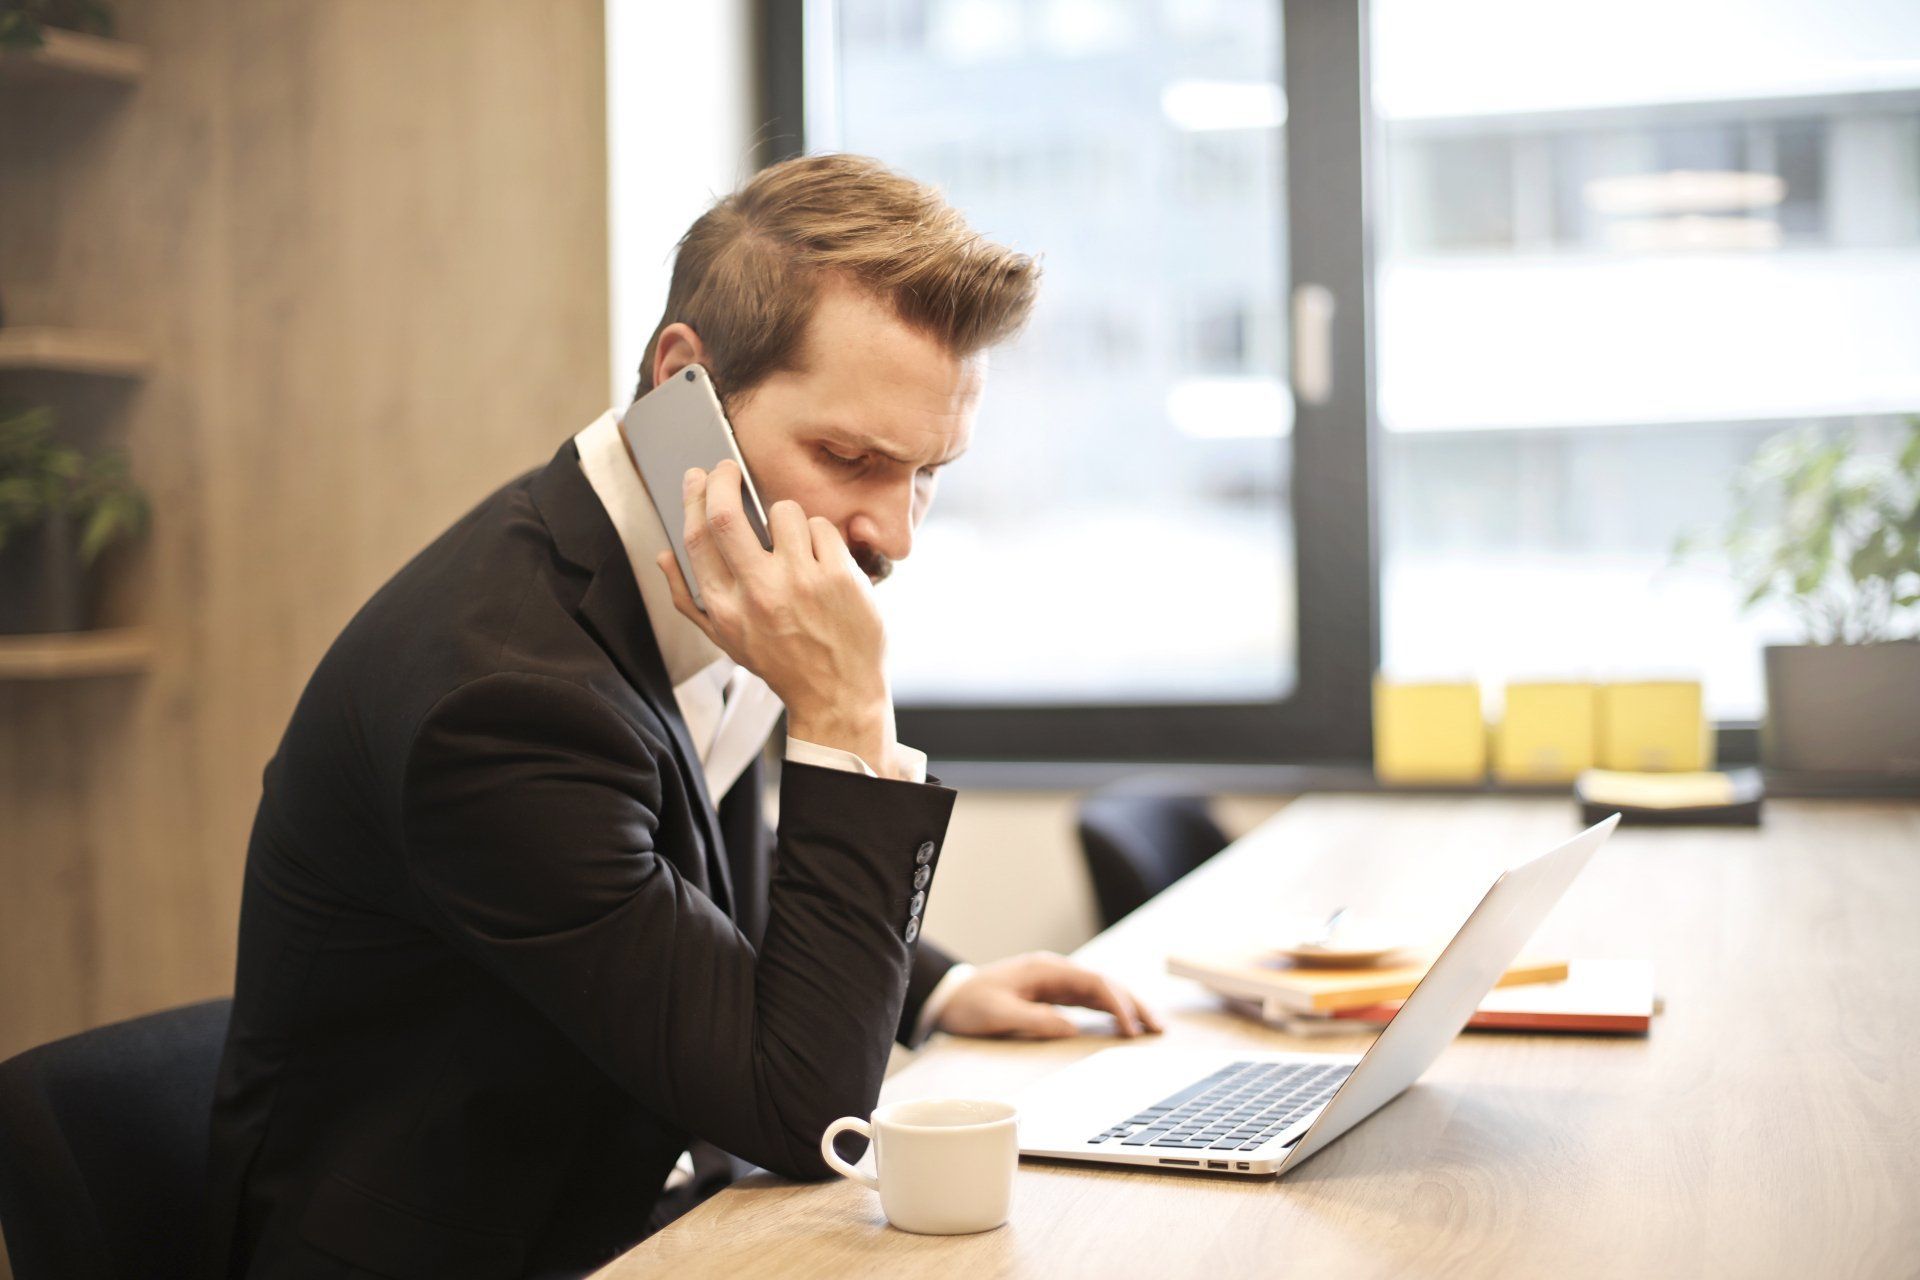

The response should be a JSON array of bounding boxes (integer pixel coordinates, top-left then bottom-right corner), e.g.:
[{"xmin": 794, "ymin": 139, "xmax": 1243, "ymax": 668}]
[{"xmin": 853, "ymin": 545, "xmax": 893, "ymax": 584}]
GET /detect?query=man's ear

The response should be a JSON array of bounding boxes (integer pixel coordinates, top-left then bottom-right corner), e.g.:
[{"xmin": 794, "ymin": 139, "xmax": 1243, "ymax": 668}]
[{"xmin": 651, "ymin": 322, "xmax": 711, "ymax": 390}]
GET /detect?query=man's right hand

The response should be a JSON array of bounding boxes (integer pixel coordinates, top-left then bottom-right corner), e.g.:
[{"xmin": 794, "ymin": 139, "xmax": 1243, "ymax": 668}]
[{"xmin": 658, "ymin": 460, "xmax": 904, "ymax": 778}]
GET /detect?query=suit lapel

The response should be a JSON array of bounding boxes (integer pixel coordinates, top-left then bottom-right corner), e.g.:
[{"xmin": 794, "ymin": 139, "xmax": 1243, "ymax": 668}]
[{"xmin": 531, "ymin": 443, "xmax": 736, "ymax": 915}]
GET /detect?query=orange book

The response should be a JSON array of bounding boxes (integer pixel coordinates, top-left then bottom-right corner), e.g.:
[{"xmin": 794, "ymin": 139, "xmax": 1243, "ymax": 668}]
[
  {"xmin": 1167, "ymin": 951, "xmax": 1569, "ymax": 1015},
  {"xmin": 1325, "ymin": 959, "xmax": 1655, "ymax": 1034}
]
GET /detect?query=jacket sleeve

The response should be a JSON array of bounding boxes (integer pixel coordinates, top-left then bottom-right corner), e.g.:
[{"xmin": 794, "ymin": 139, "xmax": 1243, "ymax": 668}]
[
  {"xmin": 897, "ymin": 936, "xmax": 958, "ymax": 1046},
  {"xmin": 399, "ymin": 671, "xmax": 955, "ymax": 1181}
]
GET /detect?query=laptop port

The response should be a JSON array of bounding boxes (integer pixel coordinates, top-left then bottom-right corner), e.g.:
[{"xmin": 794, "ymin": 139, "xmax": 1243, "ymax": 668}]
[
  {"xmin": 1236, "ymin": 1162, "xmax": 1250, "ymax": 1170},
  {"xmin": 1159, "ymin": 1158, "xmax": 1199, "ymax": 1167},
  {"xmin": 1206, "ymin": 1160, "xmax": 1228, "ymax": 1169}
]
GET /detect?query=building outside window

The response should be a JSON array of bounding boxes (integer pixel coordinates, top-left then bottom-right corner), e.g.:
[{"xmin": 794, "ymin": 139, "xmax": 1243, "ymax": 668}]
[
  {"xmin": 1372, "ymin": 0, "xmax": 1920, "ymax": 719},
  {"xmin": 824, "ymin": 0, "xmax": 1297, "ymax": 707},
  {"xmin": 804, "ymin": 0, "xmax": 1920, "ymax": 739}
]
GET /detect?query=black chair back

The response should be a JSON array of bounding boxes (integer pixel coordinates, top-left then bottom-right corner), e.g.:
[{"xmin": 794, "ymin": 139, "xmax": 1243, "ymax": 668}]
[
  {"xmin": 1076, "ymin": 791, "xmax": 1229, "ymax": 929},
  {"xmin": 0, "ymin": 998, "xmax": 231, "ymax": 1280}
]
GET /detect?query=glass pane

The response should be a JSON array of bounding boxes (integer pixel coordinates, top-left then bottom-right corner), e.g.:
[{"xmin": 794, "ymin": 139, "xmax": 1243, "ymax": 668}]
[
  {"xmin": 1372, "ymin": 0, "xmax": 1920, "ymax": 719},
  {"xmin": 821, "ymin": 0, "xmax": 1294, "ymax": 705}
]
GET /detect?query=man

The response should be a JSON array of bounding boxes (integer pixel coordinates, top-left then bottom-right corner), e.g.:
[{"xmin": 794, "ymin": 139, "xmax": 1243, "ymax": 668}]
[{"xmin": 199, "ymin": 153, "xmax": 1160, "ymax": 1279}]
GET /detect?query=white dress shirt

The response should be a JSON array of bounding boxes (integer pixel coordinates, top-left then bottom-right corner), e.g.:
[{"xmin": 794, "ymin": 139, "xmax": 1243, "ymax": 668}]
[{"xmin": 571, "ymin": 411, "xmax": 972, "ymax": 1055}]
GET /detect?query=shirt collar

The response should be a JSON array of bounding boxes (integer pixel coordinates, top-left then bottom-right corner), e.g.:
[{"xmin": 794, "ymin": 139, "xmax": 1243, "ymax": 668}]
[{"xmin": 573, "ymin": 409, "xmax": 723, "ymax": 687}]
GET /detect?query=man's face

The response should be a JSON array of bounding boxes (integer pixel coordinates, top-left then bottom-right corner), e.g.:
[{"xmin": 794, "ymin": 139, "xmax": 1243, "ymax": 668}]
[{"xmin": 659, "ymin": 280, "xmax": 983, "ymax": 584}]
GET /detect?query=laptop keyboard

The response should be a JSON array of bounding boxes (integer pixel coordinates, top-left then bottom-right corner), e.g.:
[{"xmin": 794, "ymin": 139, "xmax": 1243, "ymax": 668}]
[{"xmin": 1085, "ymin": 1060, "xmax": 1353, "ymax": 1152}]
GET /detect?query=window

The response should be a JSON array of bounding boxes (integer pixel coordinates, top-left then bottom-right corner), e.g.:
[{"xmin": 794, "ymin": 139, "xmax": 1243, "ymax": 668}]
[
  {"xmin": 768, "ymin": 0, "xmax": 1920, "ymax": 761},
  {"xmin": 815, "ymin": 0, "xmax": 1298, "ymax": 709},
  {"xmin": 767, "ymin": 0, "xmax": 1374, "ymax": 761},
  {"xmin": 1371, "ymin": 0, "xmax": 1920, "ymax": 720}
]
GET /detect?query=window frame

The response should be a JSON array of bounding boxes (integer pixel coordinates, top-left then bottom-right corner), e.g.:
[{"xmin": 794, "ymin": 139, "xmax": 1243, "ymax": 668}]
[{"xmin": 756, "ymin": 0, "xmax": 1383, "ymax": 764}]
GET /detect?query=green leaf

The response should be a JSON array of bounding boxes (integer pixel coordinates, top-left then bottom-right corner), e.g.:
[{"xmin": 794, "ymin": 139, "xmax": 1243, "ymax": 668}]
[
  {"xmin": 1701, "ymin": 422, "xmax": 1920, "ymax": 639},
  {"xmin": 0, "ymin": 400, "xmax": 149, "ymax": 560},
  {"xmin": 78, "ymin": 506, "xmax": 116, "ymax": 566},
  {"xmin": 0, "ymin": 12, "xmax": 49, "ymax": 51},
  {"xmin": 1900, "ymin": 423, "xmax": 1920, "ymax": 476}
]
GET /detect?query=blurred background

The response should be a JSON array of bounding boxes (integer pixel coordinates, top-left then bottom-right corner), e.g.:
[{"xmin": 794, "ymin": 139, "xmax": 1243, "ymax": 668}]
[
  {"xmin": 809, "ymin": 0, "xmax": 1920, "ymax": 719},
  {"xmin": 2, "ymin": 0, "xmax": 1917, "ymax": 1083}
]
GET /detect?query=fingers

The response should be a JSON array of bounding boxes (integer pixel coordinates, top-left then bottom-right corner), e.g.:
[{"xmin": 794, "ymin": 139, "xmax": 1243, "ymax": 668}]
[
  {"xmin": 807, "ymin": 513, "xmax": 861, "ymax": 576},
  {"xmin": 680, "ymin": 469, "xmax": 735, "ymax": 597},
  {"xmin": 1031, "ymin": 955, "xmax": 1154, "ymax": 1038},
  {"xmin": 699, "ymin": 460, "xmax": 769, "ymax": 577},
  {"xmin": 999, "ymin": 998, "xmax": 1079, "ymax": 1040},
  {"xmin": 1086, "ymin": 974, "xmax": 1143, "ymax": 1037},
  {"xmin": 766, "ymin": 499, "xmax": 814, "ymax": 566}
]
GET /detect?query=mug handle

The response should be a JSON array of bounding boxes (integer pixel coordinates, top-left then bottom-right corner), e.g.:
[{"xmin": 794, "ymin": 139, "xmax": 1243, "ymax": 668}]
[{"xmin": 819, "ymin": 1117, "xmax": 881, "ymax": 1191}]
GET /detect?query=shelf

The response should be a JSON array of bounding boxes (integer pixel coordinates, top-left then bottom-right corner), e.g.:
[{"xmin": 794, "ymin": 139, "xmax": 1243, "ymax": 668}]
[
  {"xmin": 0, "ymin": 628, "xmax": 153, "ymax": 680},
  {"xmin": 0, "ymin": 327, "xmax": 150, "ymax": 377},
  {"xmin": 0, "ymin": 28, "xmax": 146, "ymax": 86}
]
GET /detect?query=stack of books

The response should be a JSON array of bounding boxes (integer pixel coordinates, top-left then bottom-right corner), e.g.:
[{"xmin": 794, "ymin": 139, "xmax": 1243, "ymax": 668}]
[{"xmin": 1167, "ymin": 951, "xmax": 1655, "ymax": 1036}]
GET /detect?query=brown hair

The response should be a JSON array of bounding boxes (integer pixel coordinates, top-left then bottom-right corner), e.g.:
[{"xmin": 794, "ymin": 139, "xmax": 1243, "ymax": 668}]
[{"xmin": 636, "ymin": 153, "xmax": 1040, "ymax": 405}]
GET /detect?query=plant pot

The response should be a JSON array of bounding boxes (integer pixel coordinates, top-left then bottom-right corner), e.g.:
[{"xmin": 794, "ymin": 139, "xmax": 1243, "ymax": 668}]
[
  {"xmin": 0, "ymin": 509, "xmax": 85, "ymax": 634},
  {"xmin": 1762, "ymin": 642, "xmax": 1920, "ymax": 778}
]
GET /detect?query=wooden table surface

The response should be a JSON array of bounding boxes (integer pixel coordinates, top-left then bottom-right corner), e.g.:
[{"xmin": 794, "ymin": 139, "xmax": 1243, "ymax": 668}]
[{"xmin": 599, "ymin": 795, "xmax": 1920, "ymax": 1279}]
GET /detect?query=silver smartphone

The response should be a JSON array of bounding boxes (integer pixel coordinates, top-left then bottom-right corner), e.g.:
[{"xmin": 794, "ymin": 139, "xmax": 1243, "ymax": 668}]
[{"xmin": 618, "ymin": 364, "xmax": 773, "ymax": 611}]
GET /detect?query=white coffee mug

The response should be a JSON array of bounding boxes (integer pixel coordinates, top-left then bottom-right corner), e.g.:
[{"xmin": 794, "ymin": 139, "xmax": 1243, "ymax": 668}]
[{"xmin": 819, "ymin": 1098, "xmax": 1018, "ymax": 1235}]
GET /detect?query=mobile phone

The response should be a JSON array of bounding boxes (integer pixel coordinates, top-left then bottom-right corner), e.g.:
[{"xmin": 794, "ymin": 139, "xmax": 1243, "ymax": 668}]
[{"xmin": 619, "ymin": 364, "xmax": 773, "ymax": 611}]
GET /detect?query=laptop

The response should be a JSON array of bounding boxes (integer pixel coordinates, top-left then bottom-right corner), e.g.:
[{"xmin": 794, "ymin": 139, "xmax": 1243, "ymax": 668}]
[{"xmin": 1015, "ymin": 814, "xmax": 1620, "ymax": 1176}]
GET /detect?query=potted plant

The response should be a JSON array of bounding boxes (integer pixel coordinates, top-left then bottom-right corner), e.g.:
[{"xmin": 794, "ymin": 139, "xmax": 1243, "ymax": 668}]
[
  {"xmin": 0, "ymin": 0, "xmax": 115, "ymax": 51},
  {"xmin": 1685, "ymin": 420, "xmax": 1920, "ymax": 778},
  {"xmin": 0, "ymin": 403, "xmax": 148, "ymax": 634}
]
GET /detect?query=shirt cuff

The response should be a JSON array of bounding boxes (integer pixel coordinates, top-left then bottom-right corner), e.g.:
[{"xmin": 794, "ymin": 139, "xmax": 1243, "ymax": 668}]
[
  {"xmin": 785, "ymin": 736, "xmax": 929, "ymax": 784},
  {"xmin": 911, "ymin": 961, "xmax": 976, "ymax": 1045}
]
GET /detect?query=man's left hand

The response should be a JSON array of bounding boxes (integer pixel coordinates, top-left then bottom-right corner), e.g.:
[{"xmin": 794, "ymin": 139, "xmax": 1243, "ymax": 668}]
[{"xmin": 935, "ymin": 952, "xmax": 1165, "ymax": 1039}]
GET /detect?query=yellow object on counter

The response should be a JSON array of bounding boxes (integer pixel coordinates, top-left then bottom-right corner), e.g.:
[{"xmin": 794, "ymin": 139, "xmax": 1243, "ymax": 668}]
[
  {"xmin": 1598, "ymin": 681, "xmax": 1711, "ymax": 772},
  {"xmin": 1578, "ymin": 769, "xmax": 1737, "ymax": 809},
  {"xmin": 1373, "ymin": 678, "xmax": 1486, "ymax": 783},
  {"xmin": 1494, "ymin": 682, "xmax": 1598, "ymax": 782}
]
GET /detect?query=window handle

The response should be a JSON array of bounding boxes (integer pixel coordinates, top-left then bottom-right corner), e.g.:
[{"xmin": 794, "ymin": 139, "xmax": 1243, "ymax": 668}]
[{"xmin": 1292, "ymin": 283, "xmax": 1337, "ymax": 406}]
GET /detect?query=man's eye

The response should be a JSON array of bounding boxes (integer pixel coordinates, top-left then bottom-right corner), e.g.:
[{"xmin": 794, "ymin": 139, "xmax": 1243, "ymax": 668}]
[{"xmin": 821, "ymin": 448, "xmax": 865, "ymax": 469}]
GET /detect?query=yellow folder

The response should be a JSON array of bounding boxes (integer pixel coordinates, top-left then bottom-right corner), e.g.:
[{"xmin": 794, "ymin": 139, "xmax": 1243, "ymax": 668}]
[
  {"xmin": 1373, "ymin": 678, "xmax": 1486, "ymax": 784},
  {"xmin": 1494, "ymin": 682, "xmax": 1598, "ymax": 783},
  {"xmin": 1598, "ymin": 681, "xmax": 1710, "ymax": 772}
]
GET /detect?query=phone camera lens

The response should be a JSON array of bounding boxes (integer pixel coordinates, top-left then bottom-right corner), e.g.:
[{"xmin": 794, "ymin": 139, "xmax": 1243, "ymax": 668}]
[{"xmin": 684, "ymin": 370, "xmax": 695, "ymax": 382}]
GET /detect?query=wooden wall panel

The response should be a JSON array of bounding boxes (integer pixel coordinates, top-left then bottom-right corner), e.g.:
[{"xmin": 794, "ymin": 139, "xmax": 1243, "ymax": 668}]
[{"xmin": 0, "ymin": 0, "xmax": 610, "ymax": 1061}]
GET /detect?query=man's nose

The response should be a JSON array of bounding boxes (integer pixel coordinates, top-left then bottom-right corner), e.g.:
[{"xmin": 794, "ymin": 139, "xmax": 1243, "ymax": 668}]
[{"xmin": 848, "ymin": 482, "xmax": 916, "ymax": 564}]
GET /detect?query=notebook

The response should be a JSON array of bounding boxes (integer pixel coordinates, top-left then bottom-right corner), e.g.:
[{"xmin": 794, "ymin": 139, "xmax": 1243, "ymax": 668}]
[
  {"xmin": 1167, "ymin": 951, "xmax": 1570, "ymax": 1016},
  {"xmin": 1575, "ymin": 767, "xmax": 1763, "ymax": 826},
  {"xmin": 1308, "ymin": 958, "xmax": 1656, "ymax": 1034}
]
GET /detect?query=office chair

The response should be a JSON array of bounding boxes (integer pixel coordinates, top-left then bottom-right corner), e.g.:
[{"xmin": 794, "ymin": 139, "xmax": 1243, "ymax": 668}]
[
  {"xmin": 1076, "ymin": 790, "xmax": 1230, "ymax": 929},
  {"xmin": 0, "ymin": 998, "xmax": 231, "ymax": 1280}
]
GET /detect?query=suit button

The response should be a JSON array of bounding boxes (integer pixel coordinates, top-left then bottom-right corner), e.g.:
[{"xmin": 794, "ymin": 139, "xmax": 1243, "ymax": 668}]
[
  {"xmin": 908, "ymin": 890, "xmax": 926, "ymax": 916},
  {"xmin": 913, "ymin": 865, "xmax": 931, "ymax": 891},
  {"xmin": 905, "ymin": 916, "xmax": 921, "ymax": 944},
  {"xmin": 915, "ymin": 841, "xmax": 935, "ymax": 865}
]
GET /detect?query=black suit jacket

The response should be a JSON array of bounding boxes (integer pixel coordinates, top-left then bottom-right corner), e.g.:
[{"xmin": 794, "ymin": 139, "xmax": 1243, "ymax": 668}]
[{"xmin": 199, "ymin": 441, "xmax": 959, "ymax": 1279}]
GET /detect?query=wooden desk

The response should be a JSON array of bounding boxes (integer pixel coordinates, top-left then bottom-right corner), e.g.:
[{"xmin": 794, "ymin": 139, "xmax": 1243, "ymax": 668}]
[{"xmin": 600, "ymin": 796, "xmax": 1920, "ymax": 1278}]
